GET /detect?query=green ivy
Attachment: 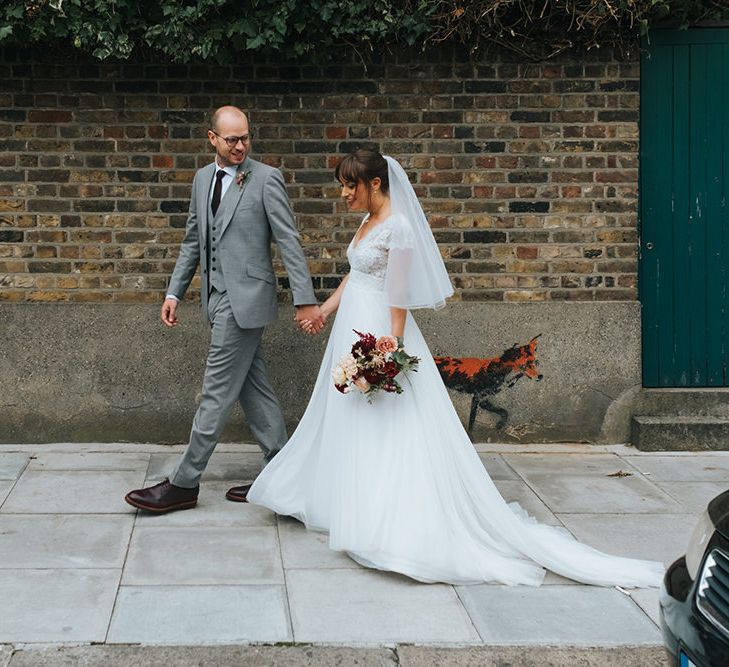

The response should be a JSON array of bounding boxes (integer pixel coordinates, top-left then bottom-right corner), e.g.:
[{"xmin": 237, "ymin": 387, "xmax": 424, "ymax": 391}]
[{"xmin": 2, "ymin": 0, "xmax": 728, "ymax": 62}]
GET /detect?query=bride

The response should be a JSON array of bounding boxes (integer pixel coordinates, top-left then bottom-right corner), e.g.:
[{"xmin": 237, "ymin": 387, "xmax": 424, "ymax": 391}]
[{"xmin": 247, "ymin": 149, "xmax": 663, "ymax": 587}]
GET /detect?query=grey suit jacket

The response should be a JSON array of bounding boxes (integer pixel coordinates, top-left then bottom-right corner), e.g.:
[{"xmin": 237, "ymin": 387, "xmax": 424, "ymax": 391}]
[{"xmin": 167, "ymin": 157, "xmax": 317, "ymax": 329}]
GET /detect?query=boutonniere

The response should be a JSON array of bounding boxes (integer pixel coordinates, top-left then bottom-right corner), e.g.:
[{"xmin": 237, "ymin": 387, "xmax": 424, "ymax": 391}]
[{"xmin": 236, "ymin": 170, "xmax": 251, "ymax": 189}]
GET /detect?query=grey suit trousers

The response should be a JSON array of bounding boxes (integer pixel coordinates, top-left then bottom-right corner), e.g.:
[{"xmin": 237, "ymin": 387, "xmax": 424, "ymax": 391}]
[{"xmin": 171, "ymin": 289, "xmax": 287, "ymax": 488}]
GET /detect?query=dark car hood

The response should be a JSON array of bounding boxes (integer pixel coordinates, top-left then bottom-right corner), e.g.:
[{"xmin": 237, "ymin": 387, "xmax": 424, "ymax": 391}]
[{"xmin": 708, "ymin": 488, "xmax": 729, "ymax": 538}]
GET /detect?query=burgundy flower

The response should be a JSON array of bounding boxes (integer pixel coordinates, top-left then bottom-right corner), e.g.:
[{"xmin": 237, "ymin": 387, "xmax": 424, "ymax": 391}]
[
  {"xmin": 353, "ymin": 329, "xmax": 376, "ymax": 353},
  {"xmin": 363, "ymin": 370, "xmax": 381, "ymax": 385},
  {"xmin": 383, "ymin": 361, "xmax": 399, "ymax": 378}
]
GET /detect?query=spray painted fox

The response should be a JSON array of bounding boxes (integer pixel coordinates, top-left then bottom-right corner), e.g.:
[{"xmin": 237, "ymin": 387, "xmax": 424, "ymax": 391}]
[{"xmin": 434, "ymin": 335, "xmax": 542, "ymax": 433}]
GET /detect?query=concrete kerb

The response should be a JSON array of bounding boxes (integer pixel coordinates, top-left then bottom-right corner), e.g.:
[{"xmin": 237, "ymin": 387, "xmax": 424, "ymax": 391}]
[
  {"xmin": 3, "ymin": 645, "xmax": 669, "ymax": 666},
  {"xmin": 6, "ymin": 646, "xmax": 397, "ymax": 667},
  {"xmin": 397, "ymin": 646, "xmax": 670, "ymax": 666}
]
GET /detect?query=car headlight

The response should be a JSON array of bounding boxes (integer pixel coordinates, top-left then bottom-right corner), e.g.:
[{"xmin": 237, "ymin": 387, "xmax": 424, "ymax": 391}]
[{"xmin": 686, "ymin": 509, "xmax": 715, "ymax": 579}]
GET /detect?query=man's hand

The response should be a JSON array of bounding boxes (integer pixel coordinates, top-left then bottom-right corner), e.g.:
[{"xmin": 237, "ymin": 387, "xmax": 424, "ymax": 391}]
[
  {"xmin": 161, "ymin": 297, "xmax": 180, "ymax": 328},
  {"xmin": 294, "ymin": 304, "xmax": 325, "ymax": 335}
]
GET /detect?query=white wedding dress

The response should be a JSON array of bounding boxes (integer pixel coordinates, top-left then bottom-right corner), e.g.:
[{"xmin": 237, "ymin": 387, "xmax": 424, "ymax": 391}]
[{"xmin": 248, "ymin": 216, "xmax": 664, "ymax": 587}]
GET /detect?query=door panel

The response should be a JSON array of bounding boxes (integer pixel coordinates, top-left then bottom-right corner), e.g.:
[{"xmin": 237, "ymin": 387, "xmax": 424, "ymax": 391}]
[{"xmin": 640, "ymin": 29, "xmax": 729, "ymax": 386}]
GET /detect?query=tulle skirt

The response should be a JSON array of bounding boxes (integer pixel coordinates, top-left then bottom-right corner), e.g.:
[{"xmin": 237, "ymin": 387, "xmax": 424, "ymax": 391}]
[{"xmin": 248, "ymin": 272, "xmax": 664, "ymax": 587}]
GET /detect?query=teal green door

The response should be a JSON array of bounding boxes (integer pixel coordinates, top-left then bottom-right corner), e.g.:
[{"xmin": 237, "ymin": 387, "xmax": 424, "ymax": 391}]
[{"xmin": 640, "ymin": 28, "xmax": 729, "ymax": 386}]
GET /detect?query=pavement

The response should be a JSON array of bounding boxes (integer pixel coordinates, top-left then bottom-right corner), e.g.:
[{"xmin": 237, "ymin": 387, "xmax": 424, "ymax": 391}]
[{"xmin": 2, "ymin": 441, "xmax": 727, "ymax": 665}]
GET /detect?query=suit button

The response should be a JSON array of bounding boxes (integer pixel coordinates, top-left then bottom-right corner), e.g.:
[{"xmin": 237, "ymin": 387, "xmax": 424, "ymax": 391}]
[
  {"xmin": 212, "ymin": 247, "xmax": 216, "ymax": 251},
  {"xmin": 212, "ymin": 267, "xmax": 216, "ymax": 271}
]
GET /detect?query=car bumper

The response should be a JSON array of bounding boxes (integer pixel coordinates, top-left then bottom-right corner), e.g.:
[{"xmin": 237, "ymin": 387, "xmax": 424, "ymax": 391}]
[{"xmin": 660, "ymin": 556, "xmax": 729, "ymax": 666}]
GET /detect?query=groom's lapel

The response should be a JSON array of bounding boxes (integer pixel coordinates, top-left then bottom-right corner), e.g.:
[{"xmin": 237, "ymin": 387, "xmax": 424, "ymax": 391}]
[
  {"xmin": 218, "ymin": 159, "xmax": 253, "ymax": 238},
  {"xmin": 197, "ymin": 163, "xmax": 216, "ymax": 244}
]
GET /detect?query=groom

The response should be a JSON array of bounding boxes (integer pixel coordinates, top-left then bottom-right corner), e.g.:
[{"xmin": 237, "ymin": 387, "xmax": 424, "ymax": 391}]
[{"xmin": 125, "ymin": 105, "xmax": 324, "ymax": 513}]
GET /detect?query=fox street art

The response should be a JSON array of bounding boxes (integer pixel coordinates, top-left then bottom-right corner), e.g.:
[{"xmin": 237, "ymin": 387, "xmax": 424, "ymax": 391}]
[{"xmin": 434, "ymin": 336, "xmax": 543, "ymax": 433}]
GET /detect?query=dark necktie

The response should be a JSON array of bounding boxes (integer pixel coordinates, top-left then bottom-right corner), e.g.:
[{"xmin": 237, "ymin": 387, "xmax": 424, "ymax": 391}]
[{"xmin": 211, "ymin": 169, "xmax": 226, "ymax": 216}]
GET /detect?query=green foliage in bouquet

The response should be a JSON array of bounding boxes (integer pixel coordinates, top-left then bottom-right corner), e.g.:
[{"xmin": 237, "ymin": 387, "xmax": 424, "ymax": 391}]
[{"xmin": 392, "ymin": 337, "xmax": 419, "ymax": 373}]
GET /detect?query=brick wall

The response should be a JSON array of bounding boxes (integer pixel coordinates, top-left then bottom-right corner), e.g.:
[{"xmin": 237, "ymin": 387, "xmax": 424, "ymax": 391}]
[{"xmin": 0, "ymin": 48, "xmax": 639, "ymax": 305}]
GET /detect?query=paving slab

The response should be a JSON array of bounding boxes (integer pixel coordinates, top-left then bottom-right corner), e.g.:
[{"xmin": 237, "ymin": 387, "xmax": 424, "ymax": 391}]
[
  {"xmin": 0, "ymin": 443, "xmax": 263, "ymax": 455},
  {"xmin": 0, "ymin": 569, "xmax": 120, "ymax": 643},
  {"xmin": 478, "ymin": 454, "xmax": 520, "ymax": 480},
  {"xmin": 0, "ymin": 646, "xmax": 11, "ymax": 667},
  {"xmin": 122, "ymin": 525, "xmax": 284, "ymax": 585},
  {"xmin": 8, "ymin": 646, "xmax": 396, "ymax": 667},
  {"xmin": 456, "ymin": 585, "xmax": 661, "ymax": 645},
  {"xmin": 1, "ymin": 470, "xmax": 146, "ymax": 514},
  {"xmin": 630, "ymin": 587, "xmax": 661, "ymax": 626},
  {"xmin": 397, "ymin": 646, "xmax": 669, "ymax": 666},
  {"xmin": 493, "ymin": 480, "xmax": 562, "ymax": 526},
  {"xmin": 286, "ymin": 568, "xmax": 480, "ymax": 644},
  {"xmin": 1, "ymin": 443, "xmax": 187, "ymax": 454},
  {"xmin": 624, "ymin": 454, "xmax": 729, "ymax": 481},
  {"xmin": 502, "ymin": 453, "xmax": 639, "ymax": 478},
  {"xmin": 522, "ymin": 474, "xmax": 681, "ymax": 514},
  {"xmin": 654, "ymin": 480, "xmax": 728, "ymax": 514},
  {"xmin": 0, "ymin": 482, "xmax": 13, "ymax": 507},
  {"xmin": 556, "ymin": 513, "xmax": 695, "ymax": 565},
  {"xmin": 0, "ymin": 514, "xmax": 133, "ymax": 569},
  {"xmin": 134, "ymin": 481, "xmax": 275, "ymax": 528},
  {"xmin": 27, "ymin": 452, "xmax": 150, "ymax": 471},
  {"xmin": 278, "ymin": 516, "xmax": 360, "ymax": 570},
  {"xmin": 146, "ymin": 452, "xmax": 262, "ymax": 482},
  {"xmin": 466, "ymin": 570, "xmax": 580, "ymax": 586},
  {"xmin": 0, "ymin": 454, "xmax": 30, "ymax": 480},
  {"xmin": 542, "ymin": 571, "xmax": 582, "ymax": 585},
  {"xmin": 107, "ymin": 585, "xmax": 291, "ymax": 644}
]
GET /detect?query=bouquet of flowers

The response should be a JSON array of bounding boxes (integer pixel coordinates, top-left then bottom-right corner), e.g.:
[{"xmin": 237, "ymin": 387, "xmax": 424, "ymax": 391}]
[{"xmin": 332, "ymin": 330, "xmax": 420, "ymax": 399}]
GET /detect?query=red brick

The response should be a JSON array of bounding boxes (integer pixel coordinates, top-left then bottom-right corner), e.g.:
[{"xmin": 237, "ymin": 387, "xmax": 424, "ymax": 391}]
[
  {"xmin": 28, "ymin": 110, "xmax": 73, "ymax": 123},
  {"xmin": 325, "ymin": 127, "xmax": 347, "ymax": 139},
  {"xmin": 516, "ymin": 246, "xmax": 539, "ymax": 260},
  {"xmin": 153, "ymin": 155, "xmax": 174, "ymax": 168}
]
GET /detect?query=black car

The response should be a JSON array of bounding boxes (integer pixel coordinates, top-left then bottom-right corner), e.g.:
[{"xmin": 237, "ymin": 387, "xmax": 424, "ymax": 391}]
[{"xmin": 660, "ymin": 488, "xmax": 729, "ymax": 666}]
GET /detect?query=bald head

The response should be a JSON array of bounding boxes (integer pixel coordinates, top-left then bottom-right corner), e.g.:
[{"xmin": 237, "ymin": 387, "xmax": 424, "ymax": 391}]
[
  {"xmin": 208, "ymin": 106, "xmax": 251, "ymax": 167},
  {"xmin": 210, "ymin": 106, "xmax": 248, "ymax": 133}
]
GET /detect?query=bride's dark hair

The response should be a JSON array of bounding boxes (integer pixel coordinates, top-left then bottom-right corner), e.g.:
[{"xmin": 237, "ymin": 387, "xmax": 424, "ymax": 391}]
[{"xmin": 335, "ymin": 148, "xmax": 390, "ymax": 195}]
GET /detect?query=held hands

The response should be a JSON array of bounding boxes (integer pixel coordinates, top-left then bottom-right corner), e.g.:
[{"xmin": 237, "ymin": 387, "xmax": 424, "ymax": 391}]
[
  {"xmin": 295, "ymin": 304, "xmax": 326, "ymax": 335},
  {"xmin": 161, "ymin": 297, "xmax": 180, "ymax": 327}
]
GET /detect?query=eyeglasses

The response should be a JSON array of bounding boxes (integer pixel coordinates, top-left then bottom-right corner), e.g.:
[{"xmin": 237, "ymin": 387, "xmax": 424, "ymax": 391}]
[{"xmin": 210, "ymin": 130, "xmax": 252, "ymax": 147}]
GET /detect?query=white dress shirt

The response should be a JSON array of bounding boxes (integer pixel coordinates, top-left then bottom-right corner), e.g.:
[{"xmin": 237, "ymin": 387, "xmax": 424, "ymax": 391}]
[{"xmin": 209, "ymin": 162, "xmax": 238, "ymax": 203}]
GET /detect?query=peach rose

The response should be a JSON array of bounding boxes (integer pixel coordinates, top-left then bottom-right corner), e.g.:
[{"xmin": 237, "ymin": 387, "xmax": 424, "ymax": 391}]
[
  {"xmin": 375, "ymin": 335, "xmax": 398, "ymax": 356},
  {"xmin": 353, "ymin": 376, "xmax": 371, "ymax": 393}
]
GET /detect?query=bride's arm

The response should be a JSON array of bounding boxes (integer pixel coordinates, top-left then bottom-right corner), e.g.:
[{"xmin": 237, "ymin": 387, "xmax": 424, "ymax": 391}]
[
  {"xmin": 320, "ymin": 274, "xmax": 349, "ymax": 320},
  {"xmin": 390, "ymin": 306, "xmax": 407, "ymax": 338}
]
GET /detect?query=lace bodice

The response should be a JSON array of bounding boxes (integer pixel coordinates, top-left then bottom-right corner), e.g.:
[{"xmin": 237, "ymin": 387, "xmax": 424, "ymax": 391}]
[{"xmin": 346, "ymin": 218, "xmax": 394, "ymax": 281}]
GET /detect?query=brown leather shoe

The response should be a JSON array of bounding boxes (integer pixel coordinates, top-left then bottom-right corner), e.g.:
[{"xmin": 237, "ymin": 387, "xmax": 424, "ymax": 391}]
[
  {"xmin": 226, "ymin": 483, "xmax": 253, "ymax": 503},
  {"xmin": 125, "ymin": 479, "xmax": 198, "ymax": 513}
]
